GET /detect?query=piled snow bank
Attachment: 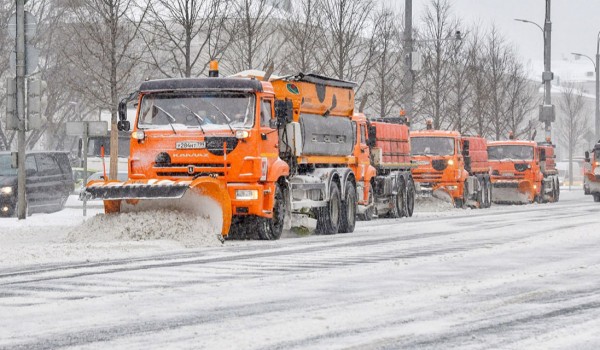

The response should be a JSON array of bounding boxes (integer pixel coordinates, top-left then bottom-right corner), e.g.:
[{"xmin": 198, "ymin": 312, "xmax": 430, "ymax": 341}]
[
  {"xmin": 68, "ymin": 210, "xmax": 222, "ymax": 247},
  {"xmin": 414, "ymin": 196, "xmax": 455, "ymax": 212}
]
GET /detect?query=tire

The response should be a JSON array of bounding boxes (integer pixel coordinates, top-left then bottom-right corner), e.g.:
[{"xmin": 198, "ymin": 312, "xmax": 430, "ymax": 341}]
[
  {"xmin": 257, "ymin": 183, "xmax": 286, "ymax": 240},
  {"xmin": 455, "ymin": 181, "xmax": 467, "ymax": 209},
  {"xmin": 358, "ymin": 185, "xmax": 374, "ymax": 221},
  {"xmin": 486, "ymin": 177, "xmax": 493, "ymax": 208},
  {"xmin": 339, "ymin": 182, "xmax": 357, "ymax": 233},
  {"xmin": 389, "ymin": 179, "xmax": 405, "ymax": 218},
  {"xmin": 594, "ymin": 194, "xmax": 600, "ymax": 202},
  {"xmin": 555, "ymin": 178, "xmax": 560, "ymax": 201},
  {"xmin": 406, "ymin": 178, "xmax": 415, "ymax": 217},
  {"xmin": 315, "ymin": 182, "xmax": 341, "ymax": 235},
  {"xmin": 476, "ymin": 177, "xmax": 484, "ymax": 209}
]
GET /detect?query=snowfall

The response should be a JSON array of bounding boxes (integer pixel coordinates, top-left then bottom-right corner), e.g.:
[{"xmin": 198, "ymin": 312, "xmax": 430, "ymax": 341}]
[{"xmin": 0, "ymin": 189, "xmax": 599, "ymax": 349}]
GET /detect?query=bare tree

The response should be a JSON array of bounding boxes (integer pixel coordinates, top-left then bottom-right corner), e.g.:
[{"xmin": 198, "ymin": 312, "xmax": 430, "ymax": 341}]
[
  {"xmin": 278, "ymin": 0, "xmax": 325, "ymax": 74},
  {"xmin": 367, "ymin": 6, "xmax": 405, "ymax": 118},
  {"xmin": 142, "ymin": 0, "xmax": 231, "ymax": 78},
  {"xmin": 225, "ymin": 0, "xmax": 279, "ymax": 72},
  {"xmin": 320, "ymin": 0, "xmax": 374, "ymax": 90},
  {"xmin": 485, "ymin": 26, "xmax": 512, "ymax": 140},
  {"xmin": 416, "ymin": 0, "xmax": 459, "ymax": 129},
  {"xmin": 557, "ymin": 83, "xmax": 590, "ymax": 187},
  {"xmin": 504, "ymin": 61, "xmax": 539, "ymax": 139},
  {"xmin": 446, "ymin": 30, "xmax": 471, "ymax": 133},
  {"xmin": 61, "ymin": 0, "xmax": 147, "ymax": 178},
  {"xmin": 466, "ymin": 29, "xmax": 490, "ymax": 137}
]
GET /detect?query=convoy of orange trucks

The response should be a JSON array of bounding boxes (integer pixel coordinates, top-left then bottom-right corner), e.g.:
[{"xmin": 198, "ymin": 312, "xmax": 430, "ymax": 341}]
[
  {"xmin": 410, "ymin": 124, "xmax": 492, "ymax": 209},
  {"xmin": 82, "ymin": 61, "xmax": 564, "ymax": 240},
  {"xmin": 583, "ymin": 141, "xmax": 600, "ymax": 202},
  {"xmin": 488, "ymin": 136, "xmax": 559, "ymax": 204}
]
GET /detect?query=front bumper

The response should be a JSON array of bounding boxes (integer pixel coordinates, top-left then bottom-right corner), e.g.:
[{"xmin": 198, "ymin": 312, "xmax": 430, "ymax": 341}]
[{"xmin": 227, "ymin": 183, "xmax": 273, "ymax": 218}]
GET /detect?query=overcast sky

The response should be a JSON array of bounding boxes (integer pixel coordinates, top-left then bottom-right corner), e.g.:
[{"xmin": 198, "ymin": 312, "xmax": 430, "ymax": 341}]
[{"xmin": 390, "ymin": 0, "xmax": 600, "ymax": 67}]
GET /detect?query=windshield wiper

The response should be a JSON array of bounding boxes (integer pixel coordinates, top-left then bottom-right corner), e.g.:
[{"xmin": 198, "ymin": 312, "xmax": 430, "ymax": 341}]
[
  {"xmin": 198, "ymin": 99, "xmax": 235, "ymax": 134},
  {"xmin": 154, "ymin": 105, "xmax": 177, "ymax": 134},
  {"xmin": 181, "ymin": 104, "xmax": 206, "ymax": 133}
]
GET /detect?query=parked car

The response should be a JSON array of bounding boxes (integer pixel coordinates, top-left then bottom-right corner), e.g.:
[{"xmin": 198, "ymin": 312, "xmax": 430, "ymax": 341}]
[{"xmin": 0, "ymin": 151, "xmax": 73, "ymax": 217}]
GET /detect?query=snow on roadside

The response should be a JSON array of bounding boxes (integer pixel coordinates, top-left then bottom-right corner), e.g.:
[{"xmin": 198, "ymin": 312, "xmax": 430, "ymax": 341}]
[{"xmin": 68, "ymin": 210, "xmax": 222, "ymax": 248}]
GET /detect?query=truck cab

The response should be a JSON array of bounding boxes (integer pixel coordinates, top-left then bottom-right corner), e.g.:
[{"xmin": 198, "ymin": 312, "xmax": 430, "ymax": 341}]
[
  {"xmin": 488, "ymin": 140, "xmax": 542, "ymax": 203},
  {"xmin": 584, "ymin": 142, "xmax": 600, "ymax": 202},
  {"xmin": 410, "ymin": 130, "xmax": 468, "ymax": 207}
]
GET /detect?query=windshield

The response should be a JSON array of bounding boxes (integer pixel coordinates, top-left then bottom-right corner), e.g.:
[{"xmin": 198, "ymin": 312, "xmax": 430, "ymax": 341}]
[
  {"xmin": 138, "ymin": 92, "xmax": 255, "ymax": 131},
  {"xmin": 596, "ymin": 150, "xmax": 600, "ymax": 161},
  {"xmin": 488, "ymin": 145, "xmax": 534, "ymax": 160},
  {"xmin": 411, "ymin": 137, "xmax": 455, "ymax": 156},
  {"xmin": 0, "ymin": 155, "xmax": 16, "ymax": 176}
]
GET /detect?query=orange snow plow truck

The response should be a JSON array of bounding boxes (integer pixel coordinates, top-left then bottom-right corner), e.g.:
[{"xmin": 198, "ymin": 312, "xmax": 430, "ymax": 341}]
[
  {"xmin": 488, "ymin": 138, "xmax": 560, "ymax": 204},
  {"xmin": 583, "ymin": 141, "xmax": 600, "ymax": 202},
  {"xmin": 410, "ymin": 127, "xmax": 492, "ymax": 208},
  {"xmin": 83, "ymin": 63, "xmax": 369, "ymax": 239}
]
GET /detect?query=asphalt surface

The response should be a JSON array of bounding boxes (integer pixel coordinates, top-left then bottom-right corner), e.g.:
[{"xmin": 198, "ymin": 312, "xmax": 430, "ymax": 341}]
[{"xmin": 1, "ymin": 190, "xmax": 599, "ymax": 349}]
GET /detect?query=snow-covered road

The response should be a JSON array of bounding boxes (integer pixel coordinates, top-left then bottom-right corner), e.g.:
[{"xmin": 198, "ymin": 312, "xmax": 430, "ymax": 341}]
[{"xmin": 1, "ymin": 190, "xmax": 599, "ymax": 349}]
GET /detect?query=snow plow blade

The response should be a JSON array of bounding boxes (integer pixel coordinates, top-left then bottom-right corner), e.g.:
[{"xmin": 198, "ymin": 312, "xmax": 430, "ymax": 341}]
[
  {"xmin": 84, "ymin": 178, "xmax": 232, "ymax": 236},
  {"xmin": 491, "ymin": 182, "xmax": 532, "ymax": 204}
]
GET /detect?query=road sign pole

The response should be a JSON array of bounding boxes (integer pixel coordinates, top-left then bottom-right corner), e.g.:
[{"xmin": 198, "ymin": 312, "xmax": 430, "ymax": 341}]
[
  {"xmin": 83, "ymin": 123, "xmax": 88, "ymax": 217},
  {"xmin": 16, "ymin": 0, "xmax": 27, "ymax": 220}
]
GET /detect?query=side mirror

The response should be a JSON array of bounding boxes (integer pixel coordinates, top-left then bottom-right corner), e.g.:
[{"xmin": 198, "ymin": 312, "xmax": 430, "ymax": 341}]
[
  {"xmin": 118, "ymin": 98, "xmax": 127, "ymax": 122},
  {"xmin": 462, "ymin": 140, "xmax": 470, "ymax": 157},
  {"xmin": 269, "ymin": 119, "xmax": 278, "ymax": 129},
  {"xmin": 274, "ymin": 99, "xmax": 293, "ymax": 127},
  {"xmin": 367, "ymin": 125, "xmax": 376, "ymax": 148},
  {"xmin": 585, "ymin": 151, "xmax": 591, "ymax": 163},
  {"xmin": 117, "ymin": 120, "xmax": 130, "ymax": 131}
]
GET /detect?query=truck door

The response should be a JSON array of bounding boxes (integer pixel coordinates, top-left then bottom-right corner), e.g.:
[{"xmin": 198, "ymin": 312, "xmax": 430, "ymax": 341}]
[{"xmin": 259, "ymin": 98, "xmax": 278, "ymax": 162}]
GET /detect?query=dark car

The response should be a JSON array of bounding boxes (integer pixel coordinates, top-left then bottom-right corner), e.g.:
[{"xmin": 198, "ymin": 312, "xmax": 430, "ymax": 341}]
[{"xmin": 0, "ymin": 151, "xmax": 73, "ymax": 217}]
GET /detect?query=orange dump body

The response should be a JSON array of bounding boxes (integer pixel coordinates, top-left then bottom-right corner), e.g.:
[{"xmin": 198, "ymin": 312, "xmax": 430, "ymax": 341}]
[
  {"xmin": 584, "ymin": 144, "xmax": 600, "ymax": 197},
  {"xmin": 369, "ymin": 121, "xmax": 411, "ymax": 166},
  {"xmin": 488, "ymin": 140, "xmax": 542, "ymax": 203}
]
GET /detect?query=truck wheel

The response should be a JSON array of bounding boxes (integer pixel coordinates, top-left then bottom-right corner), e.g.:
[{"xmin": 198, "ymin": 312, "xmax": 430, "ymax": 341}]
[
  {"xmin": 339, "ymin": 182, "xmax": 357, "ymax": 233},
  {"xmin": 406, "ymin": 179, "xmax": 415, "ymax": 217},
  {"xmin": 594, "ymin": 194, "xmax": 600, "ymax": 202},
  {"xmin": 476, "ymin": 177, "xmax": 484, "ymax": 209},
  {"xmin": 555, "ymin": 178, "xmax": 560, "ymax": 201},
  {"xmin": 258, "ymin": 184, "xmax": 286, "ymax": 240},
  {"xmin": 358, "ymin": 186, "xmax": 374, "ymax": 221},
  {"xmin": 316, "ymin": 182, "xmax": 341, "ymax": 235},
  {"xmin": 485, "ymin": 178, "xmax": 493, "ymax": 208},
  {"xmin": 389, "ymin": 179, "xmax": 405, "ymax": 218}
]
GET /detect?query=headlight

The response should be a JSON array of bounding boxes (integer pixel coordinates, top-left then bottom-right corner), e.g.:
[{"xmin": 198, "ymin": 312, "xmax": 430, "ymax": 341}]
[
  {"xmin": 0, "ymin": 187, "xmax": 13, "ymax": 195},
  {"xmin": 236, "ymin": 189, "xmax": 258, "ymax": 200},
  {"xmin": 132, "ymin": 130, "xmax": 145, "ymax": 140},
  {"xmin": 446, "ymin": 185, "xmax": 458, "ymax": 191},
  {"xmin": 447, "ymin": 159, "xmax": 455, "ymax": 166},
  {"xmin": 1, "ymin": 205, "xmax": 9, "ymax": 212},
  {"xmin": 235, "ymin": 130, "xmax": 250, "ymax": 139}
]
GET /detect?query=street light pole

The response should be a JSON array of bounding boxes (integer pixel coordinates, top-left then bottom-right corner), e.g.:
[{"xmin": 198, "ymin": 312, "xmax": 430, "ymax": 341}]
[
  {"xmin": 514, "ymin": 0, "xmax": 554, "ymax": 142},
  {"xmin": 404, "ymin": 0, "xmax": 413, "ymax": 126}
]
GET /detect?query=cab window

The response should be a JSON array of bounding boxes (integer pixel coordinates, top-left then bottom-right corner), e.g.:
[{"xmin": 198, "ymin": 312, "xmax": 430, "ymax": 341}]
[
  {"xmin": 260, "ymin": 99, "xmax": 273, "ymax": 127},
  {"xmin": 360, "ymin": 125, "xmax": 367, "ymax": 145}
]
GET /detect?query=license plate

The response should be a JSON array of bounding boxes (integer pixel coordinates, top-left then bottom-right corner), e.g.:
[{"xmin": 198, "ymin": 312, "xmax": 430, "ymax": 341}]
[
  {"xmin": 502, "ymin": 172, "xmax": 514, "ymax": 177},
  {"xmin": 416, "ymin": 160, "xmax": 430, "ymax": 165},
  {"xmin": 176, "ymin": 141, "xmax": 205, "ymax": 149}
]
